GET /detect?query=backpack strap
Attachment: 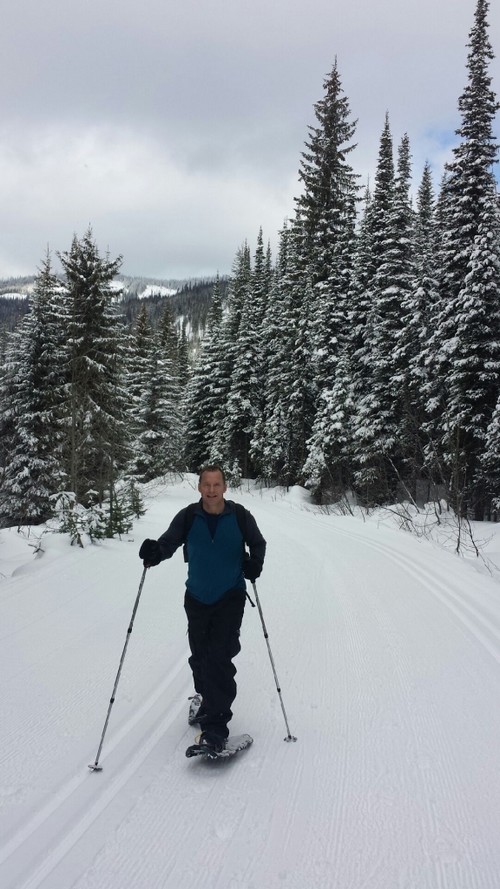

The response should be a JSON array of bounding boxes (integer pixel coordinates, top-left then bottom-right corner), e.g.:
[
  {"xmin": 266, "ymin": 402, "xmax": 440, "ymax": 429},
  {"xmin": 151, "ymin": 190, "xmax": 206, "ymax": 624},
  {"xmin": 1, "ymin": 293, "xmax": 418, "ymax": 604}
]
[
  {"xmin": 182, "ymin": 503, "xmax": 198, "ymax": 562},
  {"xmin": 233, "ymin": 502, "xmax": 248, "ymax": 546}
]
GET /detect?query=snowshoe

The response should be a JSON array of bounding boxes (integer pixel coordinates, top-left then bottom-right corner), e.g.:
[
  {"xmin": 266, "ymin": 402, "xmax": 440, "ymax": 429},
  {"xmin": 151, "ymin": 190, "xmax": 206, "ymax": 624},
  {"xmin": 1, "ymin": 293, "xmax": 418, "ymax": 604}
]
[{"xmin": 185, "ymin": 732, "xmax": 253, "ymax": 761}]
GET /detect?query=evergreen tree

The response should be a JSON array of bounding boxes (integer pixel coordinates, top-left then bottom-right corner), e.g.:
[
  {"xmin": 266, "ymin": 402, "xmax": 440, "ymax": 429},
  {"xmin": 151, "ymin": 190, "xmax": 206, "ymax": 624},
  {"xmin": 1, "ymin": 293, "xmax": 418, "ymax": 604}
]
[
  {"xmin": 348, "ymin": 116, "xmax": 398, "ymax": 503},
  {"xmin": 302, "ymin": 349, "xmax": 354, "ymax": 500},
  {"xmin": 59, "ymin": 228, "xmax": 129, "ymax": 507},
  {"xmin": 0, "ymin": 253, "xmax": 67, "ymax": 525},
  {"xmin": 221, "ymin": 230, "xmax": 271, "ymax": 477},
  {"xmin": 453, "ymin": 213, "xmax": 500, "ymax": 513},
  {"xmin": 256, "ymin": 60, "xmax": 357, "ymax": 493},
  {"xmin": 312, "ymin": 184, "xmax": 375, "ymax": 499},
  {"xmin": 250, "ymin": 224, "xmax": 294, "ymax": 483},
  {"xmin": 128, "ymin": 301, "xmax": 183, "ymax": 481},
  {"xmin": 154, "ymin": 300, "xmax": 184, "ymax": 470},
  {"xmin": 295, "ymin": 59, "xmax": 358, "ymax": 286},
  {"xmin": 345, "ymin": 124, "xmax": 422, "ymax": 505},
  {"xmin": 401, "ymin": 163, "xmax": 441, "ymax": 500},
  {"xmin": 128, "ymin": 303, "xmax": 152, "ymax": 436},
  {"xmin": 384, "ymin": 133, "xmax": 419, "ymax": 490},
  {"xmin": 292, "ymin": 63, "xmax": 359, "ymax": 498},
  {"xmin": 482, "ymin": 384, "xmax": 500, "ymax": 516},
  {"xmin": 251, "ymin": 220, "xmax": 317, "ymax": 486},
  {"xmin": 208, "ymin": 245, "xmax": 252, "ymax": 470},
  {"xmin": 286, "ymin": 261, "xmax": 318, "ymax": 481},
  {"xmin": 427, "ymin": 0, "xmax": 500, "ymax": 518},
  {"xmin": 183, "ymin": 274, "xmax": 225, "ymax": 470},
  {"xmin": 157, "ymin": 301, "xmax": 181, "ymax": 376},
  {"xmin": 176, "ymin": 323, "xmax": 190, "ymax": 390}
]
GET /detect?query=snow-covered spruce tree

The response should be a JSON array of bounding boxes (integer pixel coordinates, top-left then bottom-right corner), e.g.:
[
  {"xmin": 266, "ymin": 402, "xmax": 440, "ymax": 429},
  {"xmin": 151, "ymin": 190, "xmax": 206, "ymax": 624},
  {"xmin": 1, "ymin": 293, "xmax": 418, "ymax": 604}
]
[
  {"xmin": 127, "ymin": 302, "xmax": 151, "ymax": 435},
  {"xmin": 255, "ymin": 60, "xmax": 356, "ymax": 493},
  {"xmin": 219, "ymin": 230, "xmax": 272, "ymax": 478},
  {"xmin": 420, "ymin": 171, "xmax": 456, "ymax": 491},
  {"xmin": 295, "ymin": 62, "xmax": 359, "ymax": 499},
  {"xmin": 129, "ymin": 331, "xmax": 183, "ymax": 481},
  {"xmin": 250, "ymin": 218, "xmax": 318, "ymax": 485},
  {"xmin": 250, "ymin": 224, "xmax": 294, "ymax": 483},
  {"xmin": 127, "ymin": 302, "xmax": 182, "ymax": 481},
  {"xmin": 285, "ymin": 254, "xmax": 318, "ymax": 481},
  {"xmin": 319, "ymin": 183, "xmax": 374, "ymax": 499},
  {"xmin": 294, "ymin": 60, "xmax": 358, "ymax": 288},
  {"xmin": 183, "ymin": 274, "xmax": 225, "ymax": 470},
  {"xmin": 144, "ymin": 300, "xmax": 184, "ymax": 478},
  {"xmin": 462, "ymin": 214, "xmax": 500, "ymax": 514},
  {"xmin": 176, "ymin": 322, "xmax": 190, "ymax": 391},
  {"xmin": 348, "ymin": 116, "xmax": 404, "ymax": 505},
  {"xmin": 207, "ymin": 245, "xmax": 252, "ymax": 472},
  {"xmin": 158, "ymin": 300, "xmax": 186, "ymax": 451},
  {"xmin": 482, "ymin": 364, "xmax": 500, "ymax": 516},
  {"xmin": 399, "ymin": 163, "xmax": 442, "ymax": 502},
  {"xmin": 59, "ymin": 228, "xmax": 130, "ymax": 510},
  {"xmin": 0, "ymin": 252, "xmax": 67, "ymax": 526},
  {"xmin": 157, "ymin": 301, "xmax": 182, "ymax": 378},
  {"xmin": 427, "ymin": 0, "xmax": 500, "ymax": 519},
  {"xmin": 302, "ymin": 346, "xmax": 355, "ymax": 501},
  {"xmin": 380, "ymin": 133, "xmax": 421, "ymax": 497},
  {"xmin": 0, "ymin": 364, "xmax": 14, "ymax": 501},
  {"xmin": 251, "ymin": 238, "xmax": 276, "ymax": 477},
  {"xmin": 0, "ymin": 328, "xmax": 8, "ymax": 366}
]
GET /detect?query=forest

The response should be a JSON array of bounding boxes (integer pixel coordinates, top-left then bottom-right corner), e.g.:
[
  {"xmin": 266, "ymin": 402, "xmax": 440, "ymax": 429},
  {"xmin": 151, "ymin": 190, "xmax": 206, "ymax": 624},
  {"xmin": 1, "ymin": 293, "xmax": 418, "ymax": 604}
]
[{"xmin": 0, "ymin": 0, "xmax": 499, "ymax": 535}]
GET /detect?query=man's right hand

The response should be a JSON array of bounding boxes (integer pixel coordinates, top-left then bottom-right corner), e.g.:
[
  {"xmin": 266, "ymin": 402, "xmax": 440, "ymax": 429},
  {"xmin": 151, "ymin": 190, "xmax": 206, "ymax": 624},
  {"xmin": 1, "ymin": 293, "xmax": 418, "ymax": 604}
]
[{"xmin": 139, "ymin": 538, "xmax": 162, "ymax": 567}]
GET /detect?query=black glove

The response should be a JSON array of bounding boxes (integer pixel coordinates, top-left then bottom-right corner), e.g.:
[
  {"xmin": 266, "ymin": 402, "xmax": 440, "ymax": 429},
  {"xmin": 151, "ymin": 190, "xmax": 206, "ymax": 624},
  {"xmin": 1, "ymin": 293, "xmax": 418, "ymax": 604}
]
[
  {"xmin": 139, "ymin": 538, "xmax": 162, "ymax": 567},
  {"xmin": 243, "ymin": 557, "xmax": 262, "ymax": 582}
]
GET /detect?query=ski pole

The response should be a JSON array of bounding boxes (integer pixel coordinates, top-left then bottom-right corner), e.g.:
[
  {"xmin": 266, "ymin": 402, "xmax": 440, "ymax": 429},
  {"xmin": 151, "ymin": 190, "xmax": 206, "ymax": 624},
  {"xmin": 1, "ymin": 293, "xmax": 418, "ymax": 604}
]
[
  {"xmin": 252, "ymin": 581, "xmax": 297, "ymax": 742},
  {"xmin": 89, "ymin": 566, "xmax": 148, "ymax": 771}
]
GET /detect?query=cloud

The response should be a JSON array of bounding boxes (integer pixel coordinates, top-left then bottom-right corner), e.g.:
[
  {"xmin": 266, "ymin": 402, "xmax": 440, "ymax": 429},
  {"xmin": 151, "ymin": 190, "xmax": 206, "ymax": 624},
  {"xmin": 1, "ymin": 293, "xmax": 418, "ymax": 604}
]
[
  {"xmin": 0, "ymin": 0, "xmax": 498, "ymax": 277},
  {"xmin": 0, "ymin": 123, "xmax": 292, "ymax": 277}
]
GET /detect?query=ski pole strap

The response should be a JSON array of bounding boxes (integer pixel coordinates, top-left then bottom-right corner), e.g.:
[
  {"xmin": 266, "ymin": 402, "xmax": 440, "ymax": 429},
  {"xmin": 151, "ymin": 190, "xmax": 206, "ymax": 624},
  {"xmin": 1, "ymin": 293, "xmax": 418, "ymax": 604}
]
[{"xmin": 245, "ymin": 591, "xmax": 256, "ymax": 607}]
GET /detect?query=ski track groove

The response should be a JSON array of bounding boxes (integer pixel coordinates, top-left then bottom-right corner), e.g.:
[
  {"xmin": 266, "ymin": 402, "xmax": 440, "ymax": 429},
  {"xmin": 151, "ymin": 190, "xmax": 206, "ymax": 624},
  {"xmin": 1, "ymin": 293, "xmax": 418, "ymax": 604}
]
[
  {"xmin": 308, "ymin": 513, "xmax": 500, "ymax": 666},
  {"xmin": 0, "ymin": 653, "xmax": 192, "ymax": 889}
]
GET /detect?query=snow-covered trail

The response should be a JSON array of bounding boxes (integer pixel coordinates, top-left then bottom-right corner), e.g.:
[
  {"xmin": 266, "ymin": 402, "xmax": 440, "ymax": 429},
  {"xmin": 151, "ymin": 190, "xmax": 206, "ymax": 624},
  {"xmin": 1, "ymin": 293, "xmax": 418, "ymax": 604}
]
[{"xmin": 1, "ymin": 481, "xmax": 500, "ymax": 889}]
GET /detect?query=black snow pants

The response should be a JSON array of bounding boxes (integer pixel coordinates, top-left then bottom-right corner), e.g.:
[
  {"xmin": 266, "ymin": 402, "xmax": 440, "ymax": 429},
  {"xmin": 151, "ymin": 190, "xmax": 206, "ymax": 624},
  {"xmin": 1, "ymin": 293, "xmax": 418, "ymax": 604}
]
[{"xmin": 184, "ymin": 588, "xmax": 246, "ymax": 739}]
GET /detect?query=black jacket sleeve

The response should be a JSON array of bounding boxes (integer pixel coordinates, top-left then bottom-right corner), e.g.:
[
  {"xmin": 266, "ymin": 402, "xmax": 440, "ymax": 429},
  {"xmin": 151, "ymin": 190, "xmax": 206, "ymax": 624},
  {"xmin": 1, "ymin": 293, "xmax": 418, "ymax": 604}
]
[
  {"xmin": 244, "ymin": 509, "xmax": 267, "ymax": 571},
  {"xmin": 156, "ymin": 507, "xmax": 189, "ymax": 560}
]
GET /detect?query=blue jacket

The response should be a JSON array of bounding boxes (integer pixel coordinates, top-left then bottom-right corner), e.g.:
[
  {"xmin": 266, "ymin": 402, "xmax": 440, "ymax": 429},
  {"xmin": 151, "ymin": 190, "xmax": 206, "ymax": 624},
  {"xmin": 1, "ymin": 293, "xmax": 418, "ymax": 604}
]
[{"xmin": 157, "ymin": 500, "xmax": 266, "ymax": 604}]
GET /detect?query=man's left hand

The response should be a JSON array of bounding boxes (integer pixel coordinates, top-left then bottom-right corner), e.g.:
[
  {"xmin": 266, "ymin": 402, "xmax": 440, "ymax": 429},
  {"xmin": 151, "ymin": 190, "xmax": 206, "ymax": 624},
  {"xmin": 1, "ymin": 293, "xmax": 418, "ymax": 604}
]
[{"xmin": 243, "ymin": 557, "xmax": 262, "ymax": 582}]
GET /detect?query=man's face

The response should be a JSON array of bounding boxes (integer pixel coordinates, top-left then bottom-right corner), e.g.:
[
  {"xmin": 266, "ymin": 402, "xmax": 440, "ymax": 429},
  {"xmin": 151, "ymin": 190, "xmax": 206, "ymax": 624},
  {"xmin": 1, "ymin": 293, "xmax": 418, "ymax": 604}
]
[{"xmin": 198, "ymin": 470, "xmax": 227, "ymax": 513}]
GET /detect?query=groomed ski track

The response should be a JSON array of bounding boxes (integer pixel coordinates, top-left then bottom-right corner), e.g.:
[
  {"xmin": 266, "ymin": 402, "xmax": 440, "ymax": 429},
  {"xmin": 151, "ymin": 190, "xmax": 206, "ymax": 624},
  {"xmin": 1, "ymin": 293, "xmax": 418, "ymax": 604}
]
[{"xmin": 1, "ymin": 481, "xmax": 500, "ymax": 889}]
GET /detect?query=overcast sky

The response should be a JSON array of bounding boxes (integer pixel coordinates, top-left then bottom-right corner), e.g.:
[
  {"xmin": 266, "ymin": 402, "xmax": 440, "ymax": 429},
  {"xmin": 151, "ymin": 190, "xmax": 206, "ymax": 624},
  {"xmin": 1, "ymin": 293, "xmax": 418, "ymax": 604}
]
[{"xmin": 1, "ymin": 0, "xmax": 498, "ymax": 281}]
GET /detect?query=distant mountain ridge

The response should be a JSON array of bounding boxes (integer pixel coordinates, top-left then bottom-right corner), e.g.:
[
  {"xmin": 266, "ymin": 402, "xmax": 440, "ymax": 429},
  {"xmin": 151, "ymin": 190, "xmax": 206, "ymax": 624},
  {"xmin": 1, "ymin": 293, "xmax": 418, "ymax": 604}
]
[
  {"xmin": 0, "ymin": 274, "xmax": 228, "ymax": 344},
  {"xmin": 0, "ymin": 274, "xmax": 199, "ymax": 300}
]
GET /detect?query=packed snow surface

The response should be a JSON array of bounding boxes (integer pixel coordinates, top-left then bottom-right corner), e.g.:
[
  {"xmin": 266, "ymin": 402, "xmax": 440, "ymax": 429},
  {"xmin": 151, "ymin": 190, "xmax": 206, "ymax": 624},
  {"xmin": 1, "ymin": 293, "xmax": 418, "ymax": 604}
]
[{"xmin": 1, "ymin": 478, "xmax": 500, "ymax": 889}]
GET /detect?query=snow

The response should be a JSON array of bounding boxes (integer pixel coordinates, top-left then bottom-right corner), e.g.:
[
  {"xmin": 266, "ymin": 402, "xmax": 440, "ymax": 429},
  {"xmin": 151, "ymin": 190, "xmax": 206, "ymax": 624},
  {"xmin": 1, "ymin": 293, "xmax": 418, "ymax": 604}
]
[
  {"xmin": 138, "ymin": 285, "xmax": 178, "ymax": 299},
  {"xmin": 2, "ymin": 476, "xmax": 500, "ymax": 888}
]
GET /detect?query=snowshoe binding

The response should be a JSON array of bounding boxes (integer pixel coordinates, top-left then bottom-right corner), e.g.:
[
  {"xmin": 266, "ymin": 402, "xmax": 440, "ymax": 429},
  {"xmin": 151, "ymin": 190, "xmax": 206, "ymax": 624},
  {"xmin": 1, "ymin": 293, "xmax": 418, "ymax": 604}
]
[{"xmin": 188, "ymin": 694, "xmax": 207, "ymax": 727}]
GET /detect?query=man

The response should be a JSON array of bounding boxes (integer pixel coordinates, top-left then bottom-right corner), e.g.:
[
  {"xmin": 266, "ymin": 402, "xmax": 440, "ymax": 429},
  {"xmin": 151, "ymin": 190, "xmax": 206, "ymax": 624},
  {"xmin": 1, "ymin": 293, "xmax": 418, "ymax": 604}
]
[{"xmin": 139, "ymin": 465, "xmax": 266, "ymax": 754}]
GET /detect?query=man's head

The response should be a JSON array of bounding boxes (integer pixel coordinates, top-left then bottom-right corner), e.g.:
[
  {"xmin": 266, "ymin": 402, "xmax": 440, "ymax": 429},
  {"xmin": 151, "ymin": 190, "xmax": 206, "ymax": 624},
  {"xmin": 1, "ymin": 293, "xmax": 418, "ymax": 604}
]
[{"xmin": 198, "ymin": 465, "xmax": 227, "ymax": 513}]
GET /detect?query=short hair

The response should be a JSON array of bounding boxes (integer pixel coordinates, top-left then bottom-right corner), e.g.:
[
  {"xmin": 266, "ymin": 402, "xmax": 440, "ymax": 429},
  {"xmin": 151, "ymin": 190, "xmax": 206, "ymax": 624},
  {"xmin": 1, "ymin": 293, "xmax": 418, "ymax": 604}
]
[{"xmin": 198, "ymin": 464, "xmax": 226, "ymax": 484}]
